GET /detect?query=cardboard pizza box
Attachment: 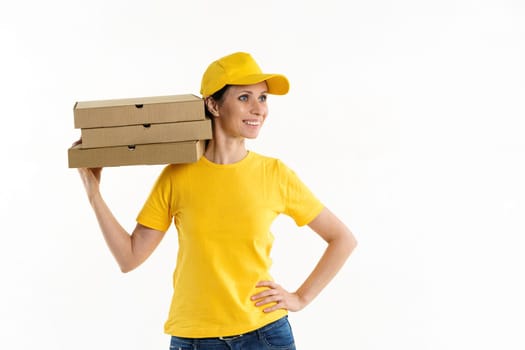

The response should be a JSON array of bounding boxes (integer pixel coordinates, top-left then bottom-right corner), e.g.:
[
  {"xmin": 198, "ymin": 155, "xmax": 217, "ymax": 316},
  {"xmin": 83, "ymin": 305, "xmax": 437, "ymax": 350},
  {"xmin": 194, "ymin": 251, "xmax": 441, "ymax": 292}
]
[
  {"xmin": 80, "ymin": 119, "xmax": 212, "ymax": 149},
  {"xmin": 68, "ymin": 140, "xmax": 206, "ymax": 168},
  {"xmin": 74, "ymin": 94, "xmax": 205, "ymax": 129}
]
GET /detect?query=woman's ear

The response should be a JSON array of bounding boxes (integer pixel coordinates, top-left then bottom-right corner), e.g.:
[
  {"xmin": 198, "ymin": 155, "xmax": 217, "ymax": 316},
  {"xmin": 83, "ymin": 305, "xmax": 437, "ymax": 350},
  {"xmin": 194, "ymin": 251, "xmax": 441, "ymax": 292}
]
[{"xmin": 205, "ymin": 97, "xmax": 220, "ymax": 117}]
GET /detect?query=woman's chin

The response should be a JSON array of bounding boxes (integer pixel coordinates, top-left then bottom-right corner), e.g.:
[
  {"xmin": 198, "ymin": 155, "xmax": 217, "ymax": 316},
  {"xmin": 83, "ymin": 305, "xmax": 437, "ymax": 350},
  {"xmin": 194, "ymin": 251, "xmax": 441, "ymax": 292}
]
[{"xmin": 243, "ymin": 131, "xmax": 261, "ymax": 139}]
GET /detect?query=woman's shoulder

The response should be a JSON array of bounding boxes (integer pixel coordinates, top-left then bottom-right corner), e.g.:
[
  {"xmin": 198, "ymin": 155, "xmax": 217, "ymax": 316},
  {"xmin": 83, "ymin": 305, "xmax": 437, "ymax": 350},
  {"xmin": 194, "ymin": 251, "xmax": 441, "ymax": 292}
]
[
  {"xmin": 249, "ymin": 151, "xmax": 291, "ymax": 172},
  {"xmin": 156, "ymin": 160, "xmax": 200, "ymax": 179},
  {"xmin": 161, "ymin": 162, "xmax": 192, "ymax": 173},
  {"xmin": 249, "ymin": 151, "xmax": 283, "ymax": 164}
]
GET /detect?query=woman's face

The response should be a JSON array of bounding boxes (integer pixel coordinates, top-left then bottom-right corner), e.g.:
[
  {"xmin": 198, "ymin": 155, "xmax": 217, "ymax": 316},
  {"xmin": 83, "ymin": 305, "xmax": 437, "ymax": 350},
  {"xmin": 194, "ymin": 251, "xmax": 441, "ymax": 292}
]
[{"xmin": 212, "ymin": 81, "xmax": 269, "ymax": 140}]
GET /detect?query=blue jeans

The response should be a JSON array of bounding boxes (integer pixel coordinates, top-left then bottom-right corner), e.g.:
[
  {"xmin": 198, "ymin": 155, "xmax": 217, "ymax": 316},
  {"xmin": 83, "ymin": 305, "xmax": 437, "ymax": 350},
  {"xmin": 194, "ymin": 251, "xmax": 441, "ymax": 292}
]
[{"xmin": 169, "ymin": 316, "xmax": 296, "ymax": 350}]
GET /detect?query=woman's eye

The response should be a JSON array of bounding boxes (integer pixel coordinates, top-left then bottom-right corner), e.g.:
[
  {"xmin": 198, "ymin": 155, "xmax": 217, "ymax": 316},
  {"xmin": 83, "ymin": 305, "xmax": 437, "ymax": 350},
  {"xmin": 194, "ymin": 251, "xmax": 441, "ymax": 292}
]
[
  {"xmin": 239, "ymin": 95, "xmax": 248, "ymax": 102},
  {"xmin": 259, "ymin": 95, "xmax": 267, "ymax": 102}
]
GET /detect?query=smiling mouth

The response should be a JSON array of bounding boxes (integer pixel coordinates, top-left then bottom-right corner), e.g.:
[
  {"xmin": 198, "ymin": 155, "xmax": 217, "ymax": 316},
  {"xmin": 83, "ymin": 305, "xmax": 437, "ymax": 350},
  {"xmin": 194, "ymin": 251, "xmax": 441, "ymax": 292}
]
[{"xmin": 243, "ymin": 120, "xmax": 261, "ymax": 126}]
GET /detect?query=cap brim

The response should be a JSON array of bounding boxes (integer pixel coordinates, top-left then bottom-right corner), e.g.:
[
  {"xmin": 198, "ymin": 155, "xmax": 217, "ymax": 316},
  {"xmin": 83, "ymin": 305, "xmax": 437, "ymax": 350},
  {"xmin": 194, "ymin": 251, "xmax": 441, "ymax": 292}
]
[{"xmin": 230, "ymin": 74, "xmax": 289, "ymax": 95}]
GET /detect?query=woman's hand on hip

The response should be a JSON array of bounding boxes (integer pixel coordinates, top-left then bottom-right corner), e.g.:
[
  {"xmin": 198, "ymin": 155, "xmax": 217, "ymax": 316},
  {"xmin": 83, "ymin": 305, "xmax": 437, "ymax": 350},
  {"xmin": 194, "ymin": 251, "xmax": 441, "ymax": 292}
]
[{"xmin": 251, "ymin": 280, "xmax": 306, "ymax": 313}]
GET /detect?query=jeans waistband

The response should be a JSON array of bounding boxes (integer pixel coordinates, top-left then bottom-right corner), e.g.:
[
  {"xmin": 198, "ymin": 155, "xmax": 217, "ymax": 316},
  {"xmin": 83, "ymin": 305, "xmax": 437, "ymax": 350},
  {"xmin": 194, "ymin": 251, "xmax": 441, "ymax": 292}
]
[{"xmin": 173, "ymin": 315, "xmax": 289, "ymax": 343}]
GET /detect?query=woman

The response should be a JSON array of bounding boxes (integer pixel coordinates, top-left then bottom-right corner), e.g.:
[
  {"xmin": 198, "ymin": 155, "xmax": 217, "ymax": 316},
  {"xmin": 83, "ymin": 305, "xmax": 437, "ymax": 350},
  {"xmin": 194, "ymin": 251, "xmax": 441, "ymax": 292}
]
[{"xmin": 77, "ymin": 52, "xmax": 357, "ymax": 349}]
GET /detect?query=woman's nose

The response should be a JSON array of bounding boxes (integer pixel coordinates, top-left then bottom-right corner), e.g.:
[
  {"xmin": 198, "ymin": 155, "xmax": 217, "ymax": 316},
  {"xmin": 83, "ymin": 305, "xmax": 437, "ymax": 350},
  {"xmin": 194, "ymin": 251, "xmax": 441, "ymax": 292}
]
[{"xmin": 250, "ymin": 101, "xmax": 265, "ymax": 116}]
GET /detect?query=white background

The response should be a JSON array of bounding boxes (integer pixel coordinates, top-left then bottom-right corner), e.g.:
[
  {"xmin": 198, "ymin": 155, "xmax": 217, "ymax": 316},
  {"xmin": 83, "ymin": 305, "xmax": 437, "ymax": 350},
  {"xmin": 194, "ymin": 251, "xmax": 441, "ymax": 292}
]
[{"xmin": 1, "ymin": 0, "xmax": 524, "ymax": 349}]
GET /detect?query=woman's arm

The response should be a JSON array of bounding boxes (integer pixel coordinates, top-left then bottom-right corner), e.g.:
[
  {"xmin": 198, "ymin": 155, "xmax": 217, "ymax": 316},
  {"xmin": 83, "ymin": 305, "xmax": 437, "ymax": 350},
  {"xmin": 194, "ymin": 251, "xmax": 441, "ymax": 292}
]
[
  {"xmin": 252, "ymin": 207, "xmax": 357, "ymax": 312},
  {"xmin": 78, "ymin": 167, "xmax": 165, "ymax": 273}
]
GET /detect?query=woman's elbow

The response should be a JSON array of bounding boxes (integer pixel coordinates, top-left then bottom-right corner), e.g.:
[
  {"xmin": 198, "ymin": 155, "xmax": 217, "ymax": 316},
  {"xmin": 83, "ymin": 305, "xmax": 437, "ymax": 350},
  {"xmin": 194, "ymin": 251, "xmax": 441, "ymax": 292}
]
[
  {"xmin": 120, "ymin": 266, "xmax": 132, "ymax": 274},
  {"xmin": 341, "ymin": 229, "xmax": 358, "ymax": 257},
  {"xmin": 119, "ymin": 260, "xmax": 139, "ymax": 273}
]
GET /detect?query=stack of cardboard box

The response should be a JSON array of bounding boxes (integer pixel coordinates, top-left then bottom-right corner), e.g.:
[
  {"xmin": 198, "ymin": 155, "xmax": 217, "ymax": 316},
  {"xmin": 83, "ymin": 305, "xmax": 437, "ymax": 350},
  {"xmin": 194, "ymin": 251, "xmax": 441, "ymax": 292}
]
[{"xmin": 68, "ymin": 94, "xmax": 212, "ymax": 168}]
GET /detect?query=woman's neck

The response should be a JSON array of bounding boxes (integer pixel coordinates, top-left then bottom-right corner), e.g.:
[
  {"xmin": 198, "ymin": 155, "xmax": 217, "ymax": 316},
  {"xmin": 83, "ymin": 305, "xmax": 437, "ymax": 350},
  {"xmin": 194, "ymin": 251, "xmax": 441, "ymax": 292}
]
[{"xmin": 204, "ymin": 138, "xmax": 248, "ymax": 164}]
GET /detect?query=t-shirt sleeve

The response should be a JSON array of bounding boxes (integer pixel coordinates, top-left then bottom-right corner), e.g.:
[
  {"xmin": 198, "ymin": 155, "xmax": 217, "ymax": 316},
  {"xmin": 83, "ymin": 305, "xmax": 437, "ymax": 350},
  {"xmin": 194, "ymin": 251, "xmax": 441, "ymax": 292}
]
[
  {"xmin": 278, "ymin": 160, "xmax": 324, "ymax": 226},
  {"xmin": 136, "ymin": 165, "xmax": 174, "ymax": 232}
]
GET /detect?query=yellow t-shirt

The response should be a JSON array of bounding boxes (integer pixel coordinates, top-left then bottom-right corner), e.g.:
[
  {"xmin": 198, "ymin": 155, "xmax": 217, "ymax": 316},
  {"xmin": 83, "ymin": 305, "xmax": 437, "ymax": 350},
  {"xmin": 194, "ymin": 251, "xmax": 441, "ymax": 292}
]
[{"xmin": 136, "ymin": 151, "xmax": 324, "ymax": 338}]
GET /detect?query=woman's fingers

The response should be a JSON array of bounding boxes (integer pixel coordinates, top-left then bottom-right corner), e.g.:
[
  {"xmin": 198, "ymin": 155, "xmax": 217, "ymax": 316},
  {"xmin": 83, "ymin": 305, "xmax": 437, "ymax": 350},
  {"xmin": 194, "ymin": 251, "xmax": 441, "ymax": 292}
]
[{"xmin": 251, "ymin": 280, "xmax": 304, "ymax": 313}]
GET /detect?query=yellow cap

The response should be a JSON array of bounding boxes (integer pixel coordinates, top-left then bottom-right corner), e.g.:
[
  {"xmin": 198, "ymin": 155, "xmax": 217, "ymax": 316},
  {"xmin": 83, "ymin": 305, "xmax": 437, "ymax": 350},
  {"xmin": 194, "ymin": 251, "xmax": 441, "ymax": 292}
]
[{"xmin": 200, "ymin": 52, "xmax": 289, "ymax": 97}]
